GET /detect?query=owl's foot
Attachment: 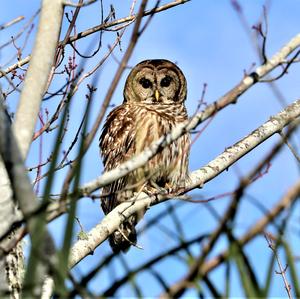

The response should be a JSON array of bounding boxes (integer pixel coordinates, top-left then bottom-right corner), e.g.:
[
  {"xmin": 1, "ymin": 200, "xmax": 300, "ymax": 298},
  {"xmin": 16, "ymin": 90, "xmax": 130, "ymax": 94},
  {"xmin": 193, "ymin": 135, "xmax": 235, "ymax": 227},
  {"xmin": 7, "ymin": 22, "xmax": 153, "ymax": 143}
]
[
  {"xmin": 164, "ymin": 182, "xmax": 176, "ymax": 193},
  {"xmin": 147, "ymin": 181, "xmax": 168, "ymax": 195}
]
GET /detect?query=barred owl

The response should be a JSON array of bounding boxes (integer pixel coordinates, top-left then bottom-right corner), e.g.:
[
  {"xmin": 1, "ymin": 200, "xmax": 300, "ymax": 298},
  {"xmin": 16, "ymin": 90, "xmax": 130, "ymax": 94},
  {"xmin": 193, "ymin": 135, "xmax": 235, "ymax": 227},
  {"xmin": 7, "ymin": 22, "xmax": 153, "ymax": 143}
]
[{"xmin": 99, "ymin": 59, "xmax": 190, "ymax": 253}]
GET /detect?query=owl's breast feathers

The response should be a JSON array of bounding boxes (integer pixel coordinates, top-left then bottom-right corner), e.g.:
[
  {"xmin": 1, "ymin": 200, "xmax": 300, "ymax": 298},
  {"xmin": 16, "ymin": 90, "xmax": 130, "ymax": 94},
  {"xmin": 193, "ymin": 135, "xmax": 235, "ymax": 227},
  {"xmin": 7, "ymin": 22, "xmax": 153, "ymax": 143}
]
[
  {"xmin": 130, "ymin": 102, "xmax": 190, "ymax": 187},
  {"xmin": 99, "ymin": 102, "xmax": 190, "ymax": 200}
]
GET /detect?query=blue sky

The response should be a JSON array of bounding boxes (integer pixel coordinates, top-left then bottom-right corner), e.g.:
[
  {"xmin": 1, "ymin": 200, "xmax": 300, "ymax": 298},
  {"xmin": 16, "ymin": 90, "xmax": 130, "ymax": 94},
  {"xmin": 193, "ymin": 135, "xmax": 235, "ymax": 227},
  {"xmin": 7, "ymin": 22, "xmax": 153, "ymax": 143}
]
[{"xmin": 1, "ymin": 0, "xmax": 300, "ymax": 297}]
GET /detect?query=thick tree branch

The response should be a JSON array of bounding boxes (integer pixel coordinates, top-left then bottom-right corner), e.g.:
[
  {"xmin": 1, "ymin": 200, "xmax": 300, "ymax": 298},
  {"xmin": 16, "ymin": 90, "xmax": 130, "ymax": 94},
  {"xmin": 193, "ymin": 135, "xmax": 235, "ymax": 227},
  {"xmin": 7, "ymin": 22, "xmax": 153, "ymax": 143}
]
[
  {"xmin": 12, "ymin": 0, "xmax": 64, "ymax": 159},
  {"xmin": 0, "ymin": 0, "xmax": 64, "ymax": 296},
  {"xmin": 0, "ymin": 101, "xmax": 56, "ymax": 297},
  {"xmin": 79, "ymin": 95, "xmax": 300, "ymax": 197},
  {"xmin": 63, "ymin": 31, "xmax": 300, "ymax": 198},
  {"xmin": 69, "ymin": 97, "xmax": 300, "ymax": 268},
  {"xmin": 101, "ymin": 120, "xmax": 300, "ymax": 295}
]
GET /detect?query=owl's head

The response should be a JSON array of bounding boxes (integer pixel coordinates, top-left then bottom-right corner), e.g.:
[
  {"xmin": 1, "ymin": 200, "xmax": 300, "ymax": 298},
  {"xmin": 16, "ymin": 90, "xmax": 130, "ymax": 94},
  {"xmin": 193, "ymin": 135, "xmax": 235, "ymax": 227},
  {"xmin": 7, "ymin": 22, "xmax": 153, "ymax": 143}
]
[{"xmin": 123, "ymin": 59, "xmax": 187, "ymax": 104}]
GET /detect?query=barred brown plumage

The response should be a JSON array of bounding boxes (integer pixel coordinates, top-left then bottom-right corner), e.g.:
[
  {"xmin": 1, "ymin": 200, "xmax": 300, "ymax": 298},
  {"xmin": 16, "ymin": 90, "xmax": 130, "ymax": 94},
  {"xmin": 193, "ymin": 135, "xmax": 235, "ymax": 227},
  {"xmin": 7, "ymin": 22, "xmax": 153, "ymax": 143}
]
[{"xmin": 99, "ymin": 59, "xmax": 190, "ymax": 253}]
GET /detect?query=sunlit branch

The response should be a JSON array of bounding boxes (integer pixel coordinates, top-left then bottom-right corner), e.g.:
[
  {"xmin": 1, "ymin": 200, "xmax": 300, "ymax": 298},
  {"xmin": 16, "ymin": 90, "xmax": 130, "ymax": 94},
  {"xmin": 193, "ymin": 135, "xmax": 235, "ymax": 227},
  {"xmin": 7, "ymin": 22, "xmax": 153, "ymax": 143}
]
[
  {"xmin": 0, "ymin": 96, "xmax": 56, "ymax": 298},
  {"xmin": 0, "ymin": 16, "xmax": 24, "ymax": 31},
  {"xmin": 159, "ymin": 120, "xmax": 300, "ymax": 297},
  {"xmin": 69, "ymin": 98, "xmax": 300, "ymax": 269},
  {"xmin": 12, "ymin": 0, "xmax": 64, "ymax": 159}
]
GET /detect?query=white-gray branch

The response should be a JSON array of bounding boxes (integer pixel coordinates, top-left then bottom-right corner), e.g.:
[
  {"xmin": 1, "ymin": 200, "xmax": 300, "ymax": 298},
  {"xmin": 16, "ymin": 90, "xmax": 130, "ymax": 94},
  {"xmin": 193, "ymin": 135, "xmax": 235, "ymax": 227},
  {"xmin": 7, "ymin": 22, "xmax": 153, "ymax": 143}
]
[
  {"xmin": 0, "ymin": 0, "xmax": 65, "ymax": 297},
  {"xmin": 70, "ymin": 98, "xmax": 300, "ymax": 268},
  {"xmin": 13, "ymin": 0, "xmax": 64, "ymax": 159}
]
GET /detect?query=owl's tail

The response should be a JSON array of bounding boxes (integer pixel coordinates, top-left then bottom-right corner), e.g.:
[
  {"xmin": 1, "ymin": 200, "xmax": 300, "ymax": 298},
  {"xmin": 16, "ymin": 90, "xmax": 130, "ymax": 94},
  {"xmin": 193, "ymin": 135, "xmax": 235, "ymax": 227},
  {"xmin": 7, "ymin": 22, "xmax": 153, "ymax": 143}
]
[{"xmin": 109, "ymin": 215, "xmax": 137, "ymax": 253}]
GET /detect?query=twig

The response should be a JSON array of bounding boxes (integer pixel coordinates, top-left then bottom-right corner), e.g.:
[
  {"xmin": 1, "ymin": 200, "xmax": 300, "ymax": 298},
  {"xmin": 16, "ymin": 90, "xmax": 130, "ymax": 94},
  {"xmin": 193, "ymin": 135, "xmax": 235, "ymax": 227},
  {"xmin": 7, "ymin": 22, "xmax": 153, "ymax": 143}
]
[
  {"xmin": 44, "ymin": 0, "xmax": 83, "ymax": 93},
  {"xmin": 102, "ymin": 234, "xmax": 206, "ymax": 296},
  {"xmin": 264, "ymin": 234, "xmax": 293, "ymax": 299},
  {"xmin": 260, "ymin": 49, "xmax": 300, "ymax": 83},
  {"xmin": 0, "ymin": 0, "xmax": 190, "ymax": 78},
  {"xmin": 279, "ymin": 129, "xmax": 300, "ymax": 163},
  {"xmin": 0, "ymin": 16, "xmax": 24, "ymax": 31},
  {"xmin": 0, "ymin": 9, "xmax": 39, "ymax": 51},
  {"xmin": 12, "ymin": 0, "xmax": 64, "ymax": 159}
]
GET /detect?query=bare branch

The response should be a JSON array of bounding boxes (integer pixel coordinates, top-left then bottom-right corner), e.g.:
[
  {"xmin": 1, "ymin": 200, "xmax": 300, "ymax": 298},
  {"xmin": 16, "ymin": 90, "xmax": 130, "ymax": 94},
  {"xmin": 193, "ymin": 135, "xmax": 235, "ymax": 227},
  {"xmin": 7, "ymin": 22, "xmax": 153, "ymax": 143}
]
[
  {"xmin": 12, "ymin": 0, "xmax": 64, "ymax": 159},
  {"xmin": 0, "ymin": 16, "xmax": 24, "ymax": 31},
  {"xmin": 79, "ymin": 94, "xmax": 300, "ymax": 197},
  {"xmin": 69, "ymin": 97, "xmax": 300, "ymax": 268},
  {"xmin": 102, "ymin": 118, "xmax": 300, "ymax": 296},
  {"xmin": 71, "ymin": 32, "xmax": 300, "ymax": 196},
  {"xmin": 265, "ymin": 234, "xmax": 293, "ymax": 299},
  {"xmin": 0, "ymin": 9, "xmax": 40, "ymax": 54},
  {"xmin": 279, "ymin": 130, "xmax": 300, "ymax": 163},
  {"xmin": 0, "ymin": 100, "xmax": 56, "ymax": 297}
]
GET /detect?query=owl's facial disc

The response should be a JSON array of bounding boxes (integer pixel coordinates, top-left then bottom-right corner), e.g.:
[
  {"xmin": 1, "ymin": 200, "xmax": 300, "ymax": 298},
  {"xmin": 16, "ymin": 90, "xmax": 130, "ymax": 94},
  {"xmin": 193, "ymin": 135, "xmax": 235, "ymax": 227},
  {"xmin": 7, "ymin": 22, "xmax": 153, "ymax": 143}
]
[
  {"xmin": 134, "ymin": 69, "xmax": 181, "ymax": 104},
  {"xmin": 123, "ymin": 59, "xmax": 187, "ymax": 104}
]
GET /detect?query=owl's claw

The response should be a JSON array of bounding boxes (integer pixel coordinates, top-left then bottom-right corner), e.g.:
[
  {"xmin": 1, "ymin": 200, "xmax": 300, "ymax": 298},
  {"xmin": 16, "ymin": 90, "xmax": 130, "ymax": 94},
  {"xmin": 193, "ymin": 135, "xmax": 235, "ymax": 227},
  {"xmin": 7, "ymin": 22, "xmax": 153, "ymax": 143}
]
[{"xmin": 147, "ymin": 181, "xmax": 169, "ymax": 195}]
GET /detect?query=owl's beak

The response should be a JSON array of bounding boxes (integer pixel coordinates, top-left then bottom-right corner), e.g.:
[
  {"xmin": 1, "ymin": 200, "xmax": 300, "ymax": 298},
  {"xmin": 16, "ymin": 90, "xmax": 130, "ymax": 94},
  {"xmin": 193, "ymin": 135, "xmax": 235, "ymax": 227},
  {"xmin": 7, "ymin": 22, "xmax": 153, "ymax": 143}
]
[{"xmin": 154, "ymin": 89, "xmax": 160, "ymax": 101}]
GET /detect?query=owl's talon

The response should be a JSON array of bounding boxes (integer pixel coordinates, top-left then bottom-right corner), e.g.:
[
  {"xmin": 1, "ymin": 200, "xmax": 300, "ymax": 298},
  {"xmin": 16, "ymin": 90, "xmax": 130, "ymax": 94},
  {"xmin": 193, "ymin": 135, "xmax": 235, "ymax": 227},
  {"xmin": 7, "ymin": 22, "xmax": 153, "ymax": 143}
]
[{"xmin": 145, "ymin": 183, "xmax": 168, "ymax": 196}]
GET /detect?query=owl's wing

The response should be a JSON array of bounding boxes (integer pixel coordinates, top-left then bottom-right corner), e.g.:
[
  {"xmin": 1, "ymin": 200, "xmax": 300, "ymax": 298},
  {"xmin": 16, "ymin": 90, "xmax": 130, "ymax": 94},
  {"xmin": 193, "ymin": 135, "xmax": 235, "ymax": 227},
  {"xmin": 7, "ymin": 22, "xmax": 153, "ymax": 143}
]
[{"xmin": 99, "ymin": 104, "xmax": 135, "ymax": 214}]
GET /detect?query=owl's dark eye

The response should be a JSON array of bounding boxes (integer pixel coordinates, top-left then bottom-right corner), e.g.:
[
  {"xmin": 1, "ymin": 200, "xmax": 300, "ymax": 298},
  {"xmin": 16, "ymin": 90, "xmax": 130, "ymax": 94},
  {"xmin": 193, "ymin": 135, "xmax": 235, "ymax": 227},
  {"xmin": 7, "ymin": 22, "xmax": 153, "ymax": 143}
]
[
  {"xmin": 139, "ymin": 77, "xmax": 152, "ymax": 89},
  {"xmin": 160, "ymin": 76, "xmax": 172, "ymax": 87}
]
